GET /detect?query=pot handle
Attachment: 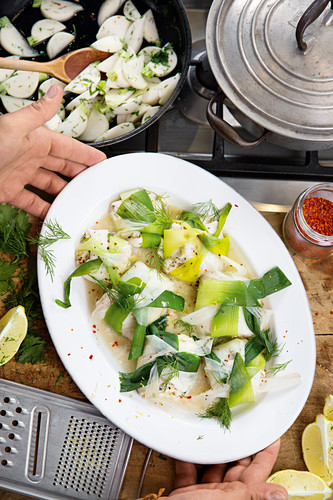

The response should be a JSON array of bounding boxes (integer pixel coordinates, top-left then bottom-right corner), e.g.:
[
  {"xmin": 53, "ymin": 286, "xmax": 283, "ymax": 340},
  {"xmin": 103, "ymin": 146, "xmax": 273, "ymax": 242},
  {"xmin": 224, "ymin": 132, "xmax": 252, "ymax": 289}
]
[
  {"xmin": 206, "ymin": 93, "xmax": 271, "ymax": 149},
  {"xmin": 296, "ymin": 0, "xmax": 333, "ymax": 51}
]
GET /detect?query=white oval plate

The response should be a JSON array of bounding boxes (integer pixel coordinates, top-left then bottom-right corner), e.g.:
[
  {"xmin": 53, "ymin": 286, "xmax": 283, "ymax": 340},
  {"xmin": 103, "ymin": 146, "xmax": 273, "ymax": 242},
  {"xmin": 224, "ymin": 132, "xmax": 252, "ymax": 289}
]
[{"xmin": 38, "ymin": 153, "xmax": 315, "ymax": 464}]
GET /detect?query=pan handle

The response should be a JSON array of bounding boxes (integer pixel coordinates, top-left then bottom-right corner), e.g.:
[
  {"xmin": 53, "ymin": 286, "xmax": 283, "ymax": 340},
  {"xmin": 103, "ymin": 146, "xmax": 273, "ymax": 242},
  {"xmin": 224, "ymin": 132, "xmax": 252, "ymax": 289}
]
[
  {"xmin": 296, "ymin": 0, "xmax": 333, "ymax": 51},
  {"xmin": 206, "ymin": 93, "xmax": 271, "ymax": 149}
]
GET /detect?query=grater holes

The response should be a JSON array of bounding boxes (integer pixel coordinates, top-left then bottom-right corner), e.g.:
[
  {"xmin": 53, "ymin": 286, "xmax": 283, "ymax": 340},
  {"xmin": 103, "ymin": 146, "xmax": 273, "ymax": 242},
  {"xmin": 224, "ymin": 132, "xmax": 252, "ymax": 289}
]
[
  {"xmin": 8, "ymin": 433, "xmax": 14, "ymax": 439},
  {"xmin": 0, "ymin": 410, "xmax": 6, "ymax": 416},
  {"xmin": 1, "ymin": 459, "xmax": 8, "ymax": 466},
  {"xmin": 3, "ymin": 397, "xmax": 10, "ymax": 403},
  {"xmin": 15, "ymin": 407, "xmax": 22, "ymax": 413},
  {"xmin": 5, "ymin": 446, "xmax": 11, "ymax": 453},
  {"xmin": 53, "ymin": 416, "xmax": 118, "ymax": 497},
  {"xmin": 12, "ymin": 420, "xmax": 18, "ymax": 426}
]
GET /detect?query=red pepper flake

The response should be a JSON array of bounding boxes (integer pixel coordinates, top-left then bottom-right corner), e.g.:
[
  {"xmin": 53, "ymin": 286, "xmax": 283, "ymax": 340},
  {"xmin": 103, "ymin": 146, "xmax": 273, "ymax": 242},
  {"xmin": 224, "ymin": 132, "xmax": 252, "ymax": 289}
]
[
  {"xmin": 186, "ymin": 396, "xmax": 192, "ymax": 399},
  {"xmin": 303, "ymin": 197, "xmax": 333, "ymax": 235},
  {"xmin": 330, "ymin": 311, "xmax": 333, "ymax": 315},
  {"xmin": 67, "ymin": 353, "xmax": 71, "ymax": 356},
  {"xmin": 112, "ymin": 341, "xmax": 119, "ymax": 347},
  {"xmin": 235, "ymin": 204, "xmax": 238, "ymax": 207},
  {"xmin": 315, "ymin": 312, "xmax": 319, "ymax": 316},
  {"xmin": 119, "ymin": 399, "xmax": 122, "ymax": 403},
  {"xmin": 321, "ymin": 347, "xmax": 324, "ymax": 351},
  {"xmin": 92, "ymin": 324, "xmax": 96, "ymax": 329},
  {"xmin": 89, "ymin": 354, "xmax": 93, "ymax": 360}
]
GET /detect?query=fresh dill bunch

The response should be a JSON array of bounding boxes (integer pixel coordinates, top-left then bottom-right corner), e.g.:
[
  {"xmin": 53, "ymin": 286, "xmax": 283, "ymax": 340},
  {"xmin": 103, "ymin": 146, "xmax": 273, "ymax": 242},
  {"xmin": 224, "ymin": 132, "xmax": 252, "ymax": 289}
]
[
  {"xmin": 29, "ymin": 220, "xmax": 70, "ymax": 281},
  {"xmin": 0, "ymin": 204, "xmax": 31, "ymax": 259},
  {"xmin": 174, "ymin": 319, "xmax": 195, "ymax": 336},
  {"xmin": 198, "ymin": 397, "xmax": 232, "ymax": 431},
  {"xmin": 267, "ymin": 359, "xmax": 292, "ymax": 375}
]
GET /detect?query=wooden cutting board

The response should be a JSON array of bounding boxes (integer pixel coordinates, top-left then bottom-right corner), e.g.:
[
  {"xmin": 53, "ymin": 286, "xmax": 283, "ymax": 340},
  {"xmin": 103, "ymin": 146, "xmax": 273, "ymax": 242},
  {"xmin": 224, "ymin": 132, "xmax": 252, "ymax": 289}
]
[{"xmin": 0, "ymin": 212, "xmax": 332, "ymax": 499}]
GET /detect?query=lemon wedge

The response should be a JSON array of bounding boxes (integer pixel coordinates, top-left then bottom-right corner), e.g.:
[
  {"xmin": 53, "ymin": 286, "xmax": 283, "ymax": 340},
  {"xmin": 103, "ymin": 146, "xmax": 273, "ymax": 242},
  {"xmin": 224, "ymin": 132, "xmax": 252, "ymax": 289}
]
[
  {"xmin": 324, "ymin": 395, "xmax": 333, "ymax": 422},
  {"xmin": 267, "ymin": 469, "xmax": 333, "ymax": 499},
  {"xmin": 0, "ymin": 306, "xmax": 28, "ymax": 366},
  {"xmin": 302, "ymin": 414, "xmax": 333, "ymax": 486}
]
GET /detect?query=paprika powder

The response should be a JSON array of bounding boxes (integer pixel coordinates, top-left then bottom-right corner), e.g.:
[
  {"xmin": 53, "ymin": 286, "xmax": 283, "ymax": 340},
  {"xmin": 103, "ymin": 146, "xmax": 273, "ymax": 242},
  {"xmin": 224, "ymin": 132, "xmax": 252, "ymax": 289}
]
[{"xmin": 283, "ymin": 184, "xmax": 333, "ymax": 259}]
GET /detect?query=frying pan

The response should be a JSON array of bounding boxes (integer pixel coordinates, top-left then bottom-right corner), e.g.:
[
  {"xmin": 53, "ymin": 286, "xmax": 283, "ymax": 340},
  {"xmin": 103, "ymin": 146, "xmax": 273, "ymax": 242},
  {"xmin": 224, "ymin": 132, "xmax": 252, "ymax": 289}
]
[{"xmin": 0, "ymin": 0, "xmax": 191, "ymax": 147}]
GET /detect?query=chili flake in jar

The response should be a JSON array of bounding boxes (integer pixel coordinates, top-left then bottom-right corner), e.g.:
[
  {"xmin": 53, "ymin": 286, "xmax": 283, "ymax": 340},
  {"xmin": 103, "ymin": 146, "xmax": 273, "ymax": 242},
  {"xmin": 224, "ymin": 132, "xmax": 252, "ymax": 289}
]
[
  {"xmin": 303, "ymin": 197, "xmax": 333, "ymax": 236},
  {"xmin": 282, "ymin": 184, "xmax": 333, "ymax": 259}
]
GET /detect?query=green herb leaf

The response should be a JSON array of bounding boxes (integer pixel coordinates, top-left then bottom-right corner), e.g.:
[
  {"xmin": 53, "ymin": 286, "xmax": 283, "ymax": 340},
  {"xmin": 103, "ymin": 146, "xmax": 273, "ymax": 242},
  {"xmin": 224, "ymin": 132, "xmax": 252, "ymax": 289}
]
[{"xmin": 16, "ymin": 334, "xmax": 46, "ymax": 364}]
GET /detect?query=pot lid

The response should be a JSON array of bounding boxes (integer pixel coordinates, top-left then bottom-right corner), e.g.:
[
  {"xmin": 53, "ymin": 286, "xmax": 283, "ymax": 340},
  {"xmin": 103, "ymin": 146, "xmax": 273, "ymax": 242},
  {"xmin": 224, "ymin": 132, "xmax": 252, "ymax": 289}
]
[{"xmin": 206, "ymin": 0, "xmax": 333, "ymax": 142}]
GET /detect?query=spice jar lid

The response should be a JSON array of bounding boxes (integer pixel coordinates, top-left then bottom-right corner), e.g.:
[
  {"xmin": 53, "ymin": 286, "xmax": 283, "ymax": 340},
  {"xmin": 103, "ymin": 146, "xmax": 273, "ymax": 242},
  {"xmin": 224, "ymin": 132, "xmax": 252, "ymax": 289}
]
[{"xmin": 206, "ymin": 0, "xmax": 333, "ymax": 143}]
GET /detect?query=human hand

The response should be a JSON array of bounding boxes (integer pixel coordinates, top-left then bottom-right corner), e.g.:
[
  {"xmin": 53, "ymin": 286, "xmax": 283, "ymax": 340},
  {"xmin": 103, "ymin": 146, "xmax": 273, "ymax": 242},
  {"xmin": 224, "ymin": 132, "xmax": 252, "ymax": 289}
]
[
  {"xmin": 162, "ymin": 440, "xmax": 288, "ymax": 500},
  {"xmin": 0, "ymin": 84, "xmax": 106, "ymax": 219}
]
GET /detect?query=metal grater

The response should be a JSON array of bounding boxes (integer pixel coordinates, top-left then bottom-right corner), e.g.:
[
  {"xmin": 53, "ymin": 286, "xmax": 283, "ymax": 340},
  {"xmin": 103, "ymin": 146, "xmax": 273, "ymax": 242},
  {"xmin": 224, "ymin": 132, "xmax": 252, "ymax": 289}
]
[{"xmin": 0, "ymin": 379, "xmax": 133, "ymax": 500}]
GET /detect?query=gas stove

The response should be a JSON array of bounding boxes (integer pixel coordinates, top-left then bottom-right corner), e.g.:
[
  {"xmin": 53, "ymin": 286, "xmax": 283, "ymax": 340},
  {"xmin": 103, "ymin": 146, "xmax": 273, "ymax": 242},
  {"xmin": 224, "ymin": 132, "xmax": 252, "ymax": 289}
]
[{"xmin": 100, "ymin": 0, "xmax": 333, "ymax": 211}]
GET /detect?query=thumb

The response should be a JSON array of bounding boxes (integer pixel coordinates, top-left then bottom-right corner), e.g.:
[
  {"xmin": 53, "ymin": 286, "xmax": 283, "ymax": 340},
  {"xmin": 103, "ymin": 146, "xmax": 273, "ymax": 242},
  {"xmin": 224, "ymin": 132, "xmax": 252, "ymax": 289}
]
[
  {"xmin": 248, "ymin": 482, "xmax": 288, "ymax": 500},
  {"xmin": 10, "ymin": 84, "xmax": 63, "ymax": 133}
]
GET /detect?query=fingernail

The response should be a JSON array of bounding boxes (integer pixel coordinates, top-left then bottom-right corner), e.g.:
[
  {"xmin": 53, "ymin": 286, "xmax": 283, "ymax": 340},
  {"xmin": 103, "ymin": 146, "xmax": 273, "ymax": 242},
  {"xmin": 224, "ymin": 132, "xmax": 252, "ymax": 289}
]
[
  {"xmin": 268, "ymin": 492, "xmax": 286, "ymax": 500},
  {"xmin": 45, "ymin": 85, "xmax": 58, "ymax": 98}
]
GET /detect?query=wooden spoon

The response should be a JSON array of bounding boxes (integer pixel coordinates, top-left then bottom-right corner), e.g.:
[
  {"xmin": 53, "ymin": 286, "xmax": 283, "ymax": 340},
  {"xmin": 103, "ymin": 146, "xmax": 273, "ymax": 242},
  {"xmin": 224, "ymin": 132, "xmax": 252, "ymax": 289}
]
[{"xmin": 0, "ymin": 48, "xmax": 110, "ymax": 84}]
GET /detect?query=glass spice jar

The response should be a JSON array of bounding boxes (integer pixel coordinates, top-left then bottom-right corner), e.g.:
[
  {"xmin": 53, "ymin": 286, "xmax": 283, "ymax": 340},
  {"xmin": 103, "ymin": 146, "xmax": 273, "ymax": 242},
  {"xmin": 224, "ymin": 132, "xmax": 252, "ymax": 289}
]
[{"xmin": 282, "ymin": 183, "xmax": 333, "ymax": 259}]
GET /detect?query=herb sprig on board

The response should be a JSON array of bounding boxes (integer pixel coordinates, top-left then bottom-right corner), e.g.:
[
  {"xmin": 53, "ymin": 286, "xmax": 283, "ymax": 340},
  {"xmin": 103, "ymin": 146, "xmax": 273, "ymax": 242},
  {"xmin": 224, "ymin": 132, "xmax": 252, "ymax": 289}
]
[
  {"xmin": 0, "ymin": 203, "xmax": 69, "ymax": 364},
  {"xmin": 28, "ymin": 220, "xmax": 70, "ymax": 280}
]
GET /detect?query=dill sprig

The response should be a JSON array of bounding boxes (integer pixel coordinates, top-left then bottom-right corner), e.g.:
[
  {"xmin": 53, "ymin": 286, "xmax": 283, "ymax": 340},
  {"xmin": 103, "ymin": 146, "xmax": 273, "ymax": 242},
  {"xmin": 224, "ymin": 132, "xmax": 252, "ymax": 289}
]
[
  {"xmin": 159, "ymin": 359, "xmax": 180, "ymax": 392},
  {"xmin": 146, "ymin": 247, "xmax": 165, "ymax": 273},
  {"xmin": 267, "ymin": 359, "xmax": 292, "ymax": 375},
  {"xmin": 29, "ymin": 220, "xmax": 70, "ymax": 280},
  {"xmin": 88, "ymin": 275, "xmax": 133, "ymax": 309},
  {"xmin": 264, "ymin": 336, "xmax": 283, "ymax": 362},
  {"xmin": 152, "ymin": 195, "xmax": 173, "ymax": 232},
  {"xmin": 174, "ymin": 319, "xmax": 195, "ymax": 336},
  {"xmin": 198, "ymin": 397, "xmax": 232, "ymax": 431}
]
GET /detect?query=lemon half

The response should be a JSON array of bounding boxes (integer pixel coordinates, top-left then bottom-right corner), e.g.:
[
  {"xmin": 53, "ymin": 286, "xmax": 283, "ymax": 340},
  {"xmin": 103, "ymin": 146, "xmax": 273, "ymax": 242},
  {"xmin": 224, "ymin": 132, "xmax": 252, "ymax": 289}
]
[
  {"xmin": 267, "ymin": 469, "xmax": 333, "ymax": 499},
  {"xmin": 302, "ymin": 414, "xmax": 333, "ymax": 486},
  {"xmin": 0, "ymin": 306, "xmax": 28, "ymax": 366}
]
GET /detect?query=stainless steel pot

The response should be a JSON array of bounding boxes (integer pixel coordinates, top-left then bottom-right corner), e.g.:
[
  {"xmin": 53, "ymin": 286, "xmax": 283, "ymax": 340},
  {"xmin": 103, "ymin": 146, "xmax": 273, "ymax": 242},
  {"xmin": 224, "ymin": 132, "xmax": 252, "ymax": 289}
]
[
  {"xmin": 0, "ymin": 0, "xmax": 191, "ymax": 148},
  {"xmin": 206, "ymin": 0, "xmax": 333, "ymax": 151}
]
